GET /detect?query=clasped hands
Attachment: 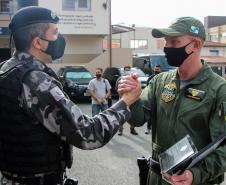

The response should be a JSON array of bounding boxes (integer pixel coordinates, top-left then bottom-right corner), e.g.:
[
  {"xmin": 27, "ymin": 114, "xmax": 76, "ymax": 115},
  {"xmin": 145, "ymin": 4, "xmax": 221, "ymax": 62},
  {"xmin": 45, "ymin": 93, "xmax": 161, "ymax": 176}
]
[{"xmin": 117, "ymin": 74, "xmax": 141, "ymax": 106}]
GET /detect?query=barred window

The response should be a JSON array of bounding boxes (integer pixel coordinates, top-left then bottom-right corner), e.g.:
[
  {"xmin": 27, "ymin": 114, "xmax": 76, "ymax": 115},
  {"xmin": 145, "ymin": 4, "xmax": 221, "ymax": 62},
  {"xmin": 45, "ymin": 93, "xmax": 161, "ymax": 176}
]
[
  {"xmin": 62, "ymin": 0, "xmax": 91, "ymax": 11},
  {"xmin": 62, "ymin": 0, "xmax": 75, "ymax": 11},
  {"xmin": 130, "ymin": 40, "xmax": 148, "ymax": 49},
  {"xmin": 0, "ymin": 0, "xmax": 10, "ymax": 13},
  {"xmin": 78, "ymin": 0, "xmax": 87, "ymax": 8}
]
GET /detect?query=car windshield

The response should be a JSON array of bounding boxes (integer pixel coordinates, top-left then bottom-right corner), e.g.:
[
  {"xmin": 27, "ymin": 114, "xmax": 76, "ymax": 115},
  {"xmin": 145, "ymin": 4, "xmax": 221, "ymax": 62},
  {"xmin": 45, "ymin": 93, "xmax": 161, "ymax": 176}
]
[
  {"xmin": 120, "ymin": 68, "xmax": 146, "ymax": 77},
  {"xmin": 66, "ymin": 71, "xmax": 93, "ymax": 80}
]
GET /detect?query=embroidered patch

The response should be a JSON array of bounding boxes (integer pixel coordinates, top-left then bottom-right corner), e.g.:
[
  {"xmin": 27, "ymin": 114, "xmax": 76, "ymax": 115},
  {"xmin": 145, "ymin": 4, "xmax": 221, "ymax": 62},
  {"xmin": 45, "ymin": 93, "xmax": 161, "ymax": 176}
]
[
  {"xmin": 190, "ymin": 26, "xmax": 199, "ymax": 35},
  {"xmin": 50, "ymin": 86, "xmax": 65, "ymax": 101},
  {"xmin": 185, "ymin": 88, "xmax": 206, "ymax": 101},
  {"xmin": 51, "ymin": 11, "xmax": 57, "ymax": 19},
  {"xmin": 161, "ymin": 82, "xmax": 177, "ymax": 103}
]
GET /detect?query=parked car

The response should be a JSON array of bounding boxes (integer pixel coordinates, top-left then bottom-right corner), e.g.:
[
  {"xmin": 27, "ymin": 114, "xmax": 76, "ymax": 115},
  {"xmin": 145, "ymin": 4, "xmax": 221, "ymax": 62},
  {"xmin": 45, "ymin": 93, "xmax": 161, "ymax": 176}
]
[
  {"xmin": 149, "ymin": 54, "xmax": 176, "ymax": 72},
  {"xmin": 103, "ymin": 66, "xmax": 148, "ymax": 98},
  {"xmin": 133, "ymin": 54, "xmax": 176, "ymax": 75},
  {"xmin": 132, "ymin": 55, "xmax": 152, "ymax": 75},
  {"xmin": 57, "ymin": 66, "xmax": 94, "ymax": 101}
]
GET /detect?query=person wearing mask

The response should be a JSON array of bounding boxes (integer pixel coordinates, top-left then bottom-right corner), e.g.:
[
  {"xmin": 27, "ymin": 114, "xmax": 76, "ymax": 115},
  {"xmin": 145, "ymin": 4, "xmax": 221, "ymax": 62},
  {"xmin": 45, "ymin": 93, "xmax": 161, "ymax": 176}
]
[
  {"xmin": 118, "ymin": 17, "xmax": 226, "ymax": 185},
  {"xmin": 88, "ymin": 67, "xmax": 111, "ymax": 116},
  {"xmin": 0, "ymin": 7, "xmax": 141, "ymax": 185},
  {"xmin": 144, "ymin": 65, "xmax": 162, "ymax": 134}
]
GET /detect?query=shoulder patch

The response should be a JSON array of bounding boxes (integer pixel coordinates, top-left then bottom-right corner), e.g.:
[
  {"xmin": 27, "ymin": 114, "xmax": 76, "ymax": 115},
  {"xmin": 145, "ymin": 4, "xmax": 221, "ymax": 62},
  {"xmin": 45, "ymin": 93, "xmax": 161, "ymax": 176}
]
[{"xmin": 50, "ymin": 86, "xmax": 65, "ymax": 101}]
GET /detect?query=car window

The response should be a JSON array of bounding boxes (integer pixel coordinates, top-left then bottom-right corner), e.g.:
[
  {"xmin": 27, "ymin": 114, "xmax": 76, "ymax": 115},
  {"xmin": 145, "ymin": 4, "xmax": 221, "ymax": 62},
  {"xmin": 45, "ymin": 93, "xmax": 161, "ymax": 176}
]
[
  {"xmin": 120, "ymin": 68, "xmax": 146, "ymax": 77},
  {"xmin": 66, "ymin": 71, "xmax": 93, "ymax": 80},
  {"xmin": 150, "ymin": 55, "xmax": 176, "ymax": 72}
]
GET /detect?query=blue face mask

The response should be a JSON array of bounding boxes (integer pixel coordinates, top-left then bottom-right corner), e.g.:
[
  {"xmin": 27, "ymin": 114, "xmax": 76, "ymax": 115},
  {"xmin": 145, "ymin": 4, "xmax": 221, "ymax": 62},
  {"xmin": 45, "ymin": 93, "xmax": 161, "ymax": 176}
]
[
  {"xmin": 40, "ymin": 33, "xmax": 66, "ymax": 60},
  {"xmin": 163, "ymin": 40, "xmax": 194, "ymax": 67}
]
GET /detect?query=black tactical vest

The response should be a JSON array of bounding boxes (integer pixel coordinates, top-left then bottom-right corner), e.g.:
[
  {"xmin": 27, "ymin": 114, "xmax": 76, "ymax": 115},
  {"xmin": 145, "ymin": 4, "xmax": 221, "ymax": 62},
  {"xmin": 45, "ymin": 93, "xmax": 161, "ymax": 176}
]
[{"xmin": 0, "ymin": 59, "xmax": 71, "ymax": 175}]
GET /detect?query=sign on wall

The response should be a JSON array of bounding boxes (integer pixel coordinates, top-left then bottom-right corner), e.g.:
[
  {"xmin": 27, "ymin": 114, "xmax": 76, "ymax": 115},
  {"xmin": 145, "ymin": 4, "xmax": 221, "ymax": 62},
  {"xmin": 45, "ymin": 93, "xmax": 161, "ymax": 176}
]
[{"xmin": 39, "ymin": 0, "xmax": 109, "ymax": 35}]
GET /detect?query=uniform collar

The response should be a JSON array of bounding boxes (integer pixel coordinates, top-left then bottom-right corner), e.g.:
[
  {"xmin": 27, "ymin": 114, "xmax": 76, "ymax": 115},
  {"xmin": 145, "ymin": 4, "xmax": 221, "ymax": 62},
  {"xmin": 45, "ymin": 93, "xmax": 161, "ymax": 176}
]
[
  {"xmin": 12, "ymin": 50, "xmax": 46, "ymax": 71},
  {"xmin": 174, "ymin": 60, "xmax": 211, "ymax": 85},
  {"xmin": 13, "ymin": 50, "xmax": 33, "ymax": 61}
]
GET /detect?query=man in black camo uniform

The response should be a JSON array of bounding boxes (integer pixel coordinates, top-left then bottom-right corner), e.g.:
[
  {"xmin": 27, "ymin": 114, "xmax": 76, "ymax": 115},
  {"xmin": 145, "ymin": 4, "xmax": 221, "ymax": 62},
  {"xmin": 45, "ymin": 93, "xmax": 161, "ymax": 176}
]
[{"xmin": 0, "ymin": 6, "xmax": 141, "ymax": 185}]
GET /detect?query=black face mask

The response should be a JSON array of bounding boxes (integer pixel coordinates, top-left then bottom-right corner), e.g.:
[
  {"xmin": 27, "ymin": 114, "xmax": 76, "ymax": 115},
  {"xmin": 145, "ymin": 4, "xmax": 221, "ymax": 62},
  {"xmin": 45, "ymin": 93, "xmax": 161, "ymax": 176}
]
[
  {"xmin": 154, "ymin": 71, "xmax": 160, "ymax": 75},
  {"xmin": 96, "ymin": 74, "xmax": 102, "ymax": 78},
  {"xmin": 163, "ymin": 40, "xmax": 194, "ymax": 67},
  {"xmin": 40, "ymin": 33, "xmax": 66, "ymax": 60}
]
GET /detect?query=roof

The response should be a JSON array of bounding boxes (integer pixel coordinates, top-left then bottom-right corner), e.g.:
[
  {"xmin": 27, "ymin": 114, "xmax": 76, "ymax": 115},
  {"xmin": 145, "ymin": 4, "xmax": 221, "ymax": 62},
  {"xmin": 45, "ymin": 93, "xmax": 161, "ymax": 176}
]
[
  {"xmin": 201, "ymin": 56, "xmax": 226, "ymax": 63},
  {"xmin": 112, "ymin": 24, "xmax": 135, "ymax": 34},
  {"xmin": 204, "ymin": 41, "xmax": 226, "ymax": 47}
]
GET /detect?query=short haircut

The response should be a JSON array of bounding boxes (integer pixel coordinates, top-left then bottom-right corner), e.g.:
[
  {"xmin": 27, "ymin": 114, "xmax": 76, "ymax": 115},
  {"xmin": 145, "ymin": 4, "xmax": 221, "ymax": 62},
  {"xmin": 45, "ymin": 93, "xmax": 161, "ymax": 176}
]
[
  {"xmin": 96, "ymin": 68, "xmax": 103, "ymax": 72},
  {"xmin": 155, "ymin": 64, "xmax": 161, "ymax": 68},
  {"xmin": 12, "ymin": 23, "xmax": 49, "ymax": 52}
]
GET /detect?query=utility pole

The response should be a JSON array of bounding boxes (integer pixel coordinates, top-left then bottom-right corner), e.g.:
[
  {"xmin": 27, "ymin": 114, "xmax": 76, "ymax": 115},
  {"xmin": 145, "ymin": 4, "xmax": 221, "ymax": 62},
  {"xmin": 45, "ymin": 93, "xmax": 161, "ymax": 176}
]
[
  {"xmin": 103, "ymin": 0, "xmax": 112, "ymax": 67},
  {"xmin": 108, "ymin": 0, "xmax": 112, "ymax": 67},
  {"xmin": 132, "ymin": 24, "xmax": 136, "ymax": 51}
]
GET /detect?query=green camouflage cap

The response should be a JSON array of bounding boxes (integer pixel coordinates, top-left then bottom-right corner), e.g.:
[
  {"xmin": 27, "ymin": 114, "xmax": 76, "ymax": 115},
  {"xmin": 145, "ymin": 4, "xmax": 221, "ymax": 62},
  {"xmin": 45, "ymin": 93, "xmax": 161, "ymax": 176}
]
[{"xmin": 152, "ymin": 17, "xmax": 206, "ymax": 40}]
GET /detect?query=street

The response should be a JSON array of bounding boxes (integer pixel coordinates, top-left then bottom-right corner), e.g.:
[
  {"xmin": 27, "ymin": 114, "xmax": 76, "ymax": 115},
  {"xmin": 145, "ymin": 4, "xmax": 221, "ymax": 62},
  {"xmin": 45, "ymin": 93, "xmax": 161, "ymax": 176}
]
[{"xmin": 68, "ymin": 100, "xmax": 151, "ymax": 185}]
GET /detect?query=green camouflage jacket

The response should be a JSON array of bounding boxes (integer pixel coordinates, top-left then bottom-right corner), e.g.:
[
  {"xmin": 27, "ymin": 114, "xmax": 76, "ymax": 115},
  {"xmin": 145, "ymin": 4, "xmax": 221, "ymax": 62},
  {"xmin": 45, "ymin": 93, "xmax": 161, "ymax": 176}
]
[{"xmin": 129, "ymin": 62, "xmax": 226, "ymax": 185}]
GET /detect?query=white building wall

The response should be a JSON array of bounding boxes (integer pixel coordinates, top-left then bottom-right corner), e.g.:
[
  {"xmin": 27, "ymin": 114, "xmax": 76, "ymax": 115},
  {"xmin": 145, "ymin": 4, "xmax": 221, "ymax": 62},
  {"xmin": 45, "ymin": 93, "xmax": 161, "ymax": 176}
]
[
  {"xmin": 38, "ymin": 0, "xmax": 109, "ymax": 35},
  {"xmin": 112, "ymin": 27, "xmax": 163, "ymax": 55},
  {"xmin": 201, "ymin": 47, "xmax": 226, "ymax": 56},
  {"xmin": 65, "ymin": 35, "xmax": 103, "ymax": 54}
]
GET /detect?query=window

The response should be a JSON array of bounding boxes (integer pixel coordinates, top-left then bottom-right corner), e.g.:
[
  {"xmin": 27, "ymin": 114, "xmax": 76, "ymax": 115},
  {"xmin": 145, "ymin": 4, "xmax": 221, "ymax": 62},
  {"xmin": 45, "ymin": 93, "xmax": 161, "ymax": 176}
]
[
  {"xmin": 222, "ymin": 32, "xmax": 226, "ymax": 37},
  {"xmin": 156, "ymin": 39, "xmax": 165, "ymax": 49},
  {"xmin": 62, "ymin": 0, "xmax": 75, "ymax": 11},
  {"xmin": 209, "ymin": 49, "xmax": 219, "ymax": 56},
  {"xmin": 112, "ymin": 39, "xmax": 121, "ymax": 48},
  {"xmin": 66, "ymin": 71, "xmax": 93, "ymax": 80},
  {"xmin": 130, "ymin": 40, "xmax": 148, "ymax": 49},
  {"xmin": 102, "ymin": 39, "xmax": 121, "ymax": 49},
  {"xmin": 0, "ymin": 0, "xmax": 10, "ymax": 13},
  {"xmin": 209, "ymin": 34, "xmax": 218, "ymax": 42},
  {"xmin": 62, "ymin": 0, "xmax": 91, "ymax": 11},
  {"xmin": 78, "ymin": 0, "xmax": 87, "ymax": 8}
]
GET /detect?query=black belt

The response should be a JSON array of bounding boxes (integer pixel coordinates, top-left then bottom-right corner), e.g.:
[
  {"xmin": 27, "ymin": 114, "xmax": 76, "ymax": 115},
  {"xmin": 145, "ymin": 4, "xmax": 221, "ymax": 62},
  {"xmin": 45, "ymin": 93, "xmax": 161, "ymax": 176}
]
[{"xmin": 2, "ymin": 171, "xmax": 63, "ymax": 185}]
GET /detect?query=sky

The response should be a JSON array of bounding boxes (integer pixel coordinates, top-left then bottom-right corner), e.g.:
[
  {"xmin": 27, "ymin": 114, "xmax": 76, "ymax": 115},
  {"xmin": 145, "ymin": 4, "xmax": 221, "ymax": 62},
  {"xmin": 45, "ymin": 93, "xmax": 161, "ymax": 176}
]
[{"xmin": 111, "ymin": 0, "xmax": 226, "ymax": 28}]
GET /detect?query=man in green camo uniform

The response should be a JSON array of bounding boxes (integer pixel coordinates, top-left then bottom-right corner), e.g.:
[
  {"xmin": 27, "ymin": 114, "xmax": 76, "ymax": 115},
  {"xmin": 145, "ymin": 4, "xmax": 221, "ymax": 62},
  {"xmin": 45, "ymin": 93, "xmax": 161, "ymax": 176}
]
[{"xmin": 118, "ymin": 17, "xmax": 226, "ymax": 185}]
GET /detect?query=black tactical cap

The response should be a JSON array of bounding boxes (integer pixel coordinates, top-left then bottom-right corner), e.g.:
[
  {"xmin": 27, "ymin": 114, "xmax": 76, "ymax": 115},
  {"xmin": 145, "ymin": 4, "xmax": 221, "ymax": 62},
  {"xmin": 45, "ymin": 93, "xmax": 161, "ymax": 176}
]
[{"xmin": 9, "ymin": 6, "xmax": 59, "ymax": 32}]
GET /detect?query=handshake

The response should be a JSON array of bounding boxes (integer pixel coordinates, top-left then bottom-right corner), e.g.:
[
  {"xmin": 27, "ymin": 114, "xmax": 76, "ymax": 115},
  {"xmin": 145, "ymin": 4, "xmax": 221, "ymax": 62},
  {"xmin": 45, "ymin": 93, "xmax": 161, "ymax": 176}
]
[{"xmin": 117, "ymin": 73, "xmax": 142, "ymax": 106}]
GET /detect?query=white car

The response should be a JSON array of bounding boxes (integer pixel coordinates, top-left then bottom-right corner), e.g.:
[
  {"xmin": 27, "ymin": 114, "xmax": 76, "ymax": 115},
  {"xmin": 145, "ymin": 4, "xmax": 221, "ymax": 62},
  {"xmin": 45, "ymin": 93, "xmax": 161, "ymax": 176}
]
[{"xmin": 120, "ymin": 67, "xmax": 148, "ymax": 89}]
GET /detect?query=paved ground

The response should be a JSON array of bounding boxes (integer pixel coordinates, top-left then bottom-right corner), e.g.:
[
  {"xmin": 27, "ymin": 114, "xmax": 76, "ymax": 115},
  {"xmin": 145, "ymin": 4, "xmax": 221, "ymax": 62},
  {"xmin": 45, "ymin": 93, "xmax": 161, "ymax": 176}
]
[{"xmin": 68, "ymin": 100, "xmax": 152, "ymax": 185}]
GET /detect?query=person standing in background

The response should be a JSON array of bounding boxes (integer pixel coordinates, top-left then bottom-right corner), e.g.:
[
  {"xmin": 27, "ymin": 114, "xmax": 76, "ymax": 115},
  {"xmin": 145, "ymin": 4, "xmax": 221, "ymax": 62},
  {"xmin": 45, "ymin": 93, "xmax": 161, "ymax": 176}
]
[{"xmin": 88, "ymin": 67, "xmax": 111, "ymax": 116}]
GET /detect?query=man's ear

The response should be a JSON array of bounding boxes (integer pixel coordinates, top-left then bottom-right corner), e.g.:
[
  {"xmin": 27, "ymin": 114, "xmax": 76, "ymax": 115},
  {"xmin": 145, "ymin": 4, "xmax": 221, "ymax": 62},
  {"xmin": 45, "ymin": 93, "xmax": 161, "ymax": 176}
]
[
  {"xmin": 32, "ymin": 37, "xmax": 42, "ymax": 50},
  {"xmin": 193, "ymin": 38, "xmax": 202, "ymax": 51}
]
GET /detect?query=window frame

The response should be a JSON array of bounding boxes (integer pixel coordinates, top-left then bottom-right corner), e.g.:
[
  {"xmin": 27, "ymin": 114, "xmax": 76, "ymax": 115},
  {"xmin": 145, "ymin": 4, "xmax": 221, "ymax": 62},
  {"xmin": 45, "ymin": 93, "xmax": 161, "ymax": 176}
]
[
  {"xmin": 130, "ymin": 39, "xmax": 148, "ymax": 49},
  {"xmin": 62, "ymin": 0, "xmax": 91, "ymax": 11}
]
